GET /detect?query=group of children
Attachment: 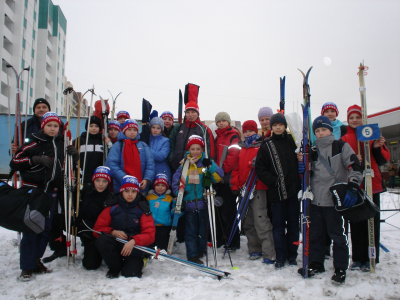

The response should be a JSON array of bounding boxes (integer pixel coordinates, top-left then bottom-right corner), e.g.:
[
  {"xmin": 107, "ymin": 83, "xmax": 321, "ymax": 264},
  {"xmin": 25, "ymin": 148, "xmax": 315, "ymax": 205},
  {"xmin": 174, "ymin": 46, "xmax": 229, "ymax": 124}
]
[{"xmin": 8, "ymin": 98, "xmax": 390, "ymax": 285}]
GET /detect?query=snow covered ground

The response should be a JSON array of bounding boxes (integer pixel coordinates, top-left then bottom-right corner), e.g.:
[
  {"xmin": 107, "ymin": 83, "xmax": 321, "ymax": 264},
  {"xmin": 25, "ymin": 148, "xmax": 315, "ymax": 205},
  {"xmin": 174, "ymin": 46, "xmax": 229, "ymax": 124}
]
[{"xmin": 0, "ymin": 191, "xmax": 399, "ymax": 300}]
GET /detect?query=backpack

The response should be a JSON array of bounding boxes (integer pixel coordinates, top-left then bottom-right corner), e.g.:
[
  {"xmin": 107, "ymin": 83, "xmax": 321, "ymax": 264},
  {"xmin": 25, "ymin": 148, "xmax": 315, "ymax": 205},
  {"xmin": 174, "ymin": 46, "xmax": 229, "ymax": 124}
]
[{"xmin": 0, "ymin": 181, "xmax": 54, "ymax": 234}]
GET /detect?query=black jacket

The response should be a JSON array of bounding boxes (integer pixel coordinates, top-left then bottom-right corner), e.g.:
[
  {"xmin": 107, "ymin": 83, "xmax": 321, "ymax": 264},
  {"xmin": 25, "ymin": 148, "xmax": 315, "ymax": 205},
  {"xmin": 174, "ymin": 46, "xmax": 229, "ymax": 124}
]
[
  {"xmin": 163, "ymin": 125, "xmax": 174, "ymax": 138},
  {"xmin": 255, "ymin": 132, "xmax": 301, "ymax": 202},
  {"xmin": 10, "ymin": 131, "xmax": 65, "ymax": 191}
]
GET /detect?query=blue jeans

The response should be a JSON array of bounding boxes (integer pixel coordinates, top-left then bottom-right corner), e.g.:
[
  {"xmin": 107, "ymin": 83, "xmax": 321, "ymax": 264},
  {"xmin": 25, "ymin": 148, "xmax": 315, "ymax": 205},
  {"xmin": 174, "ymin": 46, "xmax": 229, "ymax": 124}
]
[
  {"xmin": 20, "ymin": 192, "xmax": 56, "ymax": 270},
  {"xmin": 185, "ymin": 209, "xmax": 207, "ymax": 259}
]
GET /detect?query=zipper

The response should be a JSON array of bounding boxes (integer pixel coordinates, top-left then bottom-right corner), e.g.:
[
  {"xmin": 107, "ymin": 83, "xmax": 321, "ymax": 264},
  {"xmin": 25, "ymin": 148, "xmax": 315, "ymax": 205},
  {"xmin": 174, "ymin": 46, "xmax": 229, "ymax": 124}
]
[{"xmin": 45, "ymin": 137, "xmax": 57, "ymax": 192}]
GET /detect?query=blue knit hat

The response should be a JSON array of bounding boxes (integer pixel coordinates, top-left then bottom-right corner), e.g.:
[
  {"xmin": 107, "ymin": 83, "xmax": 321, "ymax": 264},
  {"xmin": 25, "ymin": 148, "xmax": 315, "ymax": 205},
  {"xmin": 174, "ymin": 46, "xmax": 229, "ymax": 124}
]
[
  {"xmin": 313, "ymin": 116, "xmax": 333, "ymax": 133},
  {"xmin": 92, "ymin": 166, "xmax": 111, "ymax": 184},
  {"xmin": 258, "ymin": 107, "xmax": 274, "ymax": 120},
  {"xmin": 154, "ymin": 173, "xmax": 169, "ymax": 189},
  {"xmin": 117, "ymin": 111, "xmax": 130, "ymax": 120},
  {"xmin": 122, "ymin": 119, "xmax": 139, "ymax": 134},
  {"xmin": 120, "ymin": 175, "xmax": 140, "ymax": 193},
  {"xmin": 149, "ymin": 110, "xmax": 158, "ymax": 122},
  {"xmin": 160, "ymin": 111, "xmax": 174, "ymax": 120},
  {"xmin": 270, "ymin": 113, "xmax": 287, "ymax": 128},
  {"xmin": 150, "ymin": 117, "xmax": 164, "ymax": 131}
]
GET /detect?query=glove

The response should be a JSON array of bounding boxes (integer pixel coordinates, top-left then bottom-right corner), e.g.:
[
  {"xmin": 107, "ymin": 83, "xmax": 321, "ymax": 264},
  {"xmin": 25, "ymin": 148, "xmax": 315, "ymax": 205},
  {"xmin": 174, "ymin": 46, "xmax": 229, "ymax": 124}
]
[
  {"xmin": 232, "ymin": 189, "xmax": 239, "ymax": 196},
  {"xmin": 298, "ymin": 162, "xmax": 305, "ymax": 174},
  {"xmin": 343, "ymin": 182, "xmax": 358, "ymax": 208},
  {"xmin": 32, "ymin": 155, "xmax": 53, "ymax": 169},
  {"xmin": 67, "ymin": 145, "xmax": 79, "ymax": 161},
  {"xmin": 202, "ymin": 158, "xmax": 212, "ymax": 168}
]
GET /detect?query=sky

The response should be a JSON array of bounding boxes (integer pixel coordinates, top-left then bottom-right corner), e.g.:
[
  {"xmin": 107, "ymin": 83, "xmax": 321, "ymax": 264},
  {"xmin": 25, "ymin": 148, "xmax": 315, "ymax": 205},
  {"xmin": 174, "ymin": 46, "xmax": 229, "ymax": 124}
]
[{"xmin": 55, "ymin": 0, "xmax": 400, "ymax": 124}]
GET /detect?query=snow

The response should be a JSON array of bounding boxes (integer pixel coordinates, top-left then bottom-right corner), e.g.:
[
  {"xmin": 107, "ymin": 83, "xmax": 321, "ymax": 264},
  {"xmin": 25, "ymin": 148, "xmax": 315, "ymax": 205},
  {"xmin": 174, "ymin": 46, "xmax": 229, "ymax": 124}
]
[{"xmin": 0, "ymin": 191, "xmax": 399, "ymax": 300}]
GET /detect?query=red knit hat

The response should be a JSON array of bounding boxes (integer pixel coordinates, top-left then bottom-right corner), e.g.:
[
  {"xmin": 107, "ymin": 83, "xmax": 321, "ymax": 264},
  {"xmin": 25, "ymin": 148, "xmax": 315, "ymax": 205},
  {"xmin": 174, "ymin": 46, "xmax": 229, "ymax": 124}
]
[
  {"xmin": 242, "ymin": 120, "xmax": 258, "ymax": 133},
  {"xmin": 154, "ymin": 174, "xmax": 169, "ymax": 189},
  {"xmin": 185, "ymin": 102, "xmax": 199, "ymax": 115},
  {"xmin": 186, "ymin": 134, "xmax": 205, "ymax": 150},
  {"xmin": 92, "ymin": 166, "xmax": 111, "ymax": 184},
  {"xmin": 321, "ymin": 102, "xmax": 339, "ymax": 116},
  {"xmin": 41, "ymin": 112, "xmax": 61, "ymax": 129},
  {"xmin": 347, "ymin": 105, "xmax": 362, "ymax": 122}
]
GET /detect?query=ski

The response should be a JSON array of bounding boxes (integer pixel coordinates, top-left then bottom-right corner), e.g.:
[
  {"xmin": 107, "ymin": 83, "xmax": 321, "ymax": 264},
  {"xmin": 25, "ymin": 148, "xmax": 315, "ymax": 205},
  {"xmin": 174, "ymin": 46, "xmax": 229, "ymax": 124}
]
[
  {"xmin": 100, "ymin": 97, "xmax": 109, "ymax": 164},
  {"xmin": 108, "ymin": 91, "xmax": 122, "ymax": 121},
  {"xmin": 279, "ymin": 76, "xmax": 286, "ymax": 114},
  {"xmin": 141, "ymin": 98, "xmax": 152, "ymax": 146},
  {"xmin": 178, "ymin": 89, "xmax": 183, "ymax": 123},
  {"xmin": 298, "ymin": 66, "xmax": 313, "ymax": 279},
  {"xmin": 358, "ymin": 62, "xmax": 376, "ymax": 273},
  {"xmin": 167, "ymin": 157, "xmax": 190, "ymax": 255}
]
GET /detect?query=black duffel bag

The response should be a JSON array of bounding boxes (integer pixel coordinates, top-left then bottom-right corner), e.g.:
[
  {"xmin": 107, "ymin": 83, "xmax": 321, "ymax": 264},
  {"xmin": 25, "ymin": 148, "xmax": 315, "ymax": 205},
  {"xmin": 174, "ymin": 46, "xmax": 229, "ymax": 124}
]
[
  {"xmin": 0, "ymin": 181, "xmax": 54, "ymax": 234},
  {"xmin": 329, "ymin": 182, "xmax": 379, "ymax": 223}
]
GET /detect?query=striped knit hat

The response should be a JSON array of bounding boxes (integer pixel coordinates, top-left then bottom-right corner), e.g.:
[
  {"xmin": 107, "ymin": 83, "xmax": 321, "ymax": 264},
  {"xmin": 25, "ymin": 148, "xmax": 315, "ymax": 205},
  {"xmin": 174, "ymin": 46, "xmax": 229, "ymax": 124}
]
[
  {"xmin": 186, "ymin": 134, "xmax": 205, "ymax": 150},
  {"xmin": 312, "ymin": 116, "xmax": 333, "ymax": 133},
  {"xmin": 117, "ymin": 111, "xmax": 130, "ymax": 120},
  {"xmin": 122, "ymin": 119, "xmax": 139, "ymax": 134},
  {"xmin": 92, "ymin": 166, "xmax": 111, "ymax": 184},
  {"xmin": 120, "ymin": 175, "xmax": 140, "ymax": 193},
  {"xmin": 347, "ymin": 105, "xmax": 362, "ymax": 122},
  {"xmin": 321, "ymin": 102, "xmax": 339, "ymax": 116},
  {"xmin": 154, "ymin": 173, "xmax": 169, "ymax": 189},
  {"xmin": 185, "ymin": 102, "xmax": 199, "ymax": 115},
  {"xmin": 108, "ymin": 120, "xmax": 121, "ymax": 131},
  {"xmin": 41, "ymin": 112, "xmax": 61, "ymax": 129},
  {"xmin": 160, "ymin": 111, "xmax": 174, "ymax": 120}
]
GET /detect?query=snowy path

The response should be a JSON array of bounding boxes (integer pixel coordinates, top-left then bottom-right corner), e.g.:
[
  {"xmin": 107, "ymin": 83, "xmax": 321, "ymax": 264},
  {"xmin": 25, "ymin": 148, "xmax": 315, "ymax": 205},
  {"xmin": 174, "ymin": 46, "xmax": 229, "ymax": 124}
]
[{"xmin": 0, "ymin": 192, "xmax": 399, "ymax": 300}]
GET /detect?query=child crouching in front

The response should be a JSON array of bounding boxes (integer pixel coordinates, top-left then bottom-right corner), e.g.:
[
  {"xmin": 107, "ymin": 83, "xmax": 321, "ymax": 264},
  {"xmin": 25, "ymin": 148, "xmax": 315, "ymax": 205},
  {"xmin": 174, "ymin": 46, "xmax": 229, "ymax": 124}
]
[
  {"xmin": 172, "ymin": 135, "xmax": 224, "ymax": 264},
  {"xmin": 93, "ymin": 175, "xmax": 155, "ymax": 279}
]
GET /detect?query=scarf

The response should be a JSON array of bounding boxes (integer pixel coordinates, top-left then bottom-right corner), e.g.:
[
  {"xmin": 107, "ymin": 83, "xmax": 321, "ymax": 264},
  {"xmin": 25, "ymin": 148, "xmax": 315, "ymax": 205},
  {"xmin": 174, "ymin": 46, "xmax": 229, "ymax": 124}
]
[
  {"xmin": 187, "ymin": 153, "xmax": 203, "ymax": 184},
  {"xmin": 245, "ymin": 134, "xmax": 260, "ymax": 147},
  {"xmin": 123, "ymin": 139, "xmax": 142, "ymax": 183}
]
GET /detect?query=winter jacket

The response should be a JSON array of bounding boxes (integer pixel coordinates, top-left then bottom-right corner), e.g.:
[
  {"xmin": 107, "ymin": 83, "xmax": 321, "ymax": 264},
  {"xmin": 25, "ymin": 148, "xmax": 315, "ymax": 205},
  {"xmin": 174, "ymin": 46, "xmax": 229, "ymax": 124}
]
[
  {"xmin": 146, "ymin": 190, "xmax": 175, "ymax": 226},
  {"xmin": 388, "ymin": 164, "xmax": 398, "ymax": 176},
  {"xmin": 74, "ymin": 132, "xmax": 104, "ymax": 184},
  {"xmin": 168, "ymin": 119, "xmax": 215, "ymax": 173},
  {"xmin": 172, "ymin": 155, "xmax": 223, "ymax": 211},
  {"xmin": 164, "ymin": 125, "xmax": 174, "ymax": 138},
  {"xmin": 255, "ymin": 132, "xmax": 301, "ymax": 202},
  {"xmin": 311, "ymin": 134, "xmax": 363, "ymax": 207},
  {"xmin": 149, "ymin": 134, "xmax": 171, "ymax": 183},
  {"xmin": 215, "ymin": 126, "xmax": 240, "ymax": 174},
  {"xmin": 10, "ymin": 131, "xmax": 65, "ymax": 191},
  {"xmin": 105, "ymin": 131, "xmax": 155, "ymax": 192},
  {"xmin": 93, "ymin": 193, "xmax": 155, "ymax": 248},
  {"xmin": 341, "ymin": 126, "xmax": 391, "ymax": 193},
  {"xmin": 231, "ymin": 138, "xmax": 268, "ymax": 192}
]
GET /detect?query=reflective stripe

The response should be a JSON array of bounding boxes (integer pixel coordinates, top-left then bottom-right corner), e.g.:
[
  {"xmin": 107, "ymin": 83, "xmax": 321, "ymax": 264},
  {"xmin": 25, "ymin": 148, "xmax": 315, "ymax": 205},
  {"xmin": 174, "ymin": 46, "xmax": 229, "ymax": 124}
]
[{"xmin": 80, "ymin": 144, "xmax": 103, "ymax": 152}]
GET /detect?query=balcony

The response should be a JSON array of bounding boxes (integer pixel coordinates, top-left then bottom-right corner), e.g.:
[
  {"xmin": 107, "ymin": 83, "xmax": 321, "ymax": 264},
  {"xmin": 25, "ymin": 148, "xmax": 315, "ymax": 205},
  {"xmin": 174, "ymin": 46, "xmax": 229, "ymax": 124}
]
[
  {"xmin": 3, "ymin": 36, "xmax": 13, "ymax": 55},
  {"xmin": 5, "ymin": 0, "xmax": 15, "ymax": 13},
  {"xmin": 4, "ymin": 14, "xmax": 14, "ymax": 33}
]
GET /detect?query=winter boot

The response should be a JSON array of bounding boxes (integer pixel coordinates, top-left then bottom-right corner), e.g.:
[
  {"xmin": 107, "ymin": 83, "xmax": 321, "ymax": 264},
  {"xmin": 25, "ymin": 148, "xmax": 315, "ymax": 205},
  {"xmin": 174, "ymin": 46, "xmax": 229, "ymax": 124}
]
[
  {"xmin": 262, "ymin": 258, "xmax": 275, "ymax": 265},
  {"xmin": 288, "ymin": 258, "xmax": 298, "ymax": 266},
  {"xmin": 33, "ymin": 258, "xmax": 53, "ymax": 274},
  {"xmin": 249, "ymin": 252, "xmax": 262, "ymax": 260},
  {"xmin": 297, "ymin": 261, "xmax": 325, "ymax": 277},
  {"xmin": 42, "ymin": 249, "xmax": 67, "ymax": 263},
  {"xmin": 331, "ymin": 268, "xmax": 346, "ymax": 284},
  {"xmin": 275, "ymin": 261, "xmax": 285, "ymax": 269},
  {"xmin": 188, "ymin": 256, "xmax": 204, "ymax": 265},
  {"xmin": 106, "ymin": 270, "xmax": 120, "ymax": 279},
  {"xmin": 350, "ymin": 261, "xmax": 363, "ymax": 271},
  {"xmin": 19, "ymin": 270, "xmax": 33, "ymax": 281}
]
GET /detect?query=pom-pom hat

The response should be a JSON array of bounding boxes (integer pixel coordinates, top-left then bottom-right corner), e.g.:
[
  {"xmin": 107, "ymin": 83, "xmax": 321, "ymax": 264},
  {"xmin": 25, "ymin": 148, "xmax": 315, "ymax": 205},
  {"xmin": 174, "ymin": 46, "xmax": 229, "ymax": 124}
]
[
  {"xmin": 154, "ymin": 174, "xmax": 169, "ymax": 189},
  {"xmin": 186, "ymin": 134, "xmax": 205, "ymax": 150},
  {"xmin": 108, "ymin": 120, "xmax": 121, "ymax": 131},
  {"xmin": 41, "ymin": 112, "xmax": 61, "ymax": 129},
  {"xmin": 117, "ymin": 111, "xmax": 130, "ymax": 120},
  {"xmin": 321, "ymin": 102, "xmax": 339, "ymax": 116},
  {"xmin": 92, "ymin": 166, "xmax": 111, "ymax": 184},
  {"xmin": 160, "ymin": 111, "xmax": 174, "ymax": 120},
  {"xmin": 122, "ymin": 119, "xmax": 139, "ymax": 134},
  {"xmin": 120, "ymin": 175, "xmax": 140, "ymax": 193}
]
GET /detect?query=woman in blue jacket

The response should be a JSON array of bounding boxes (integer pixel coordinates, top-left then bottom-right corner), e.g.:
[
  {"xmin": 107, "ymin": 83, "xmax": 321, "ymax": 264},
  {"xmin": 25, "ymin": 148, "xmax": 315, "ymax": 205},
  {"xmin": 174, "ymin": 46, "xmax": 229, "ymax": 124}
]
[
  {"xmin": 105, "ymin": 119, "xmax": 155, "ymax": 193},
  {"xmin": 149, "ymin": 117, "xmax": 171, "ymax": 184}
]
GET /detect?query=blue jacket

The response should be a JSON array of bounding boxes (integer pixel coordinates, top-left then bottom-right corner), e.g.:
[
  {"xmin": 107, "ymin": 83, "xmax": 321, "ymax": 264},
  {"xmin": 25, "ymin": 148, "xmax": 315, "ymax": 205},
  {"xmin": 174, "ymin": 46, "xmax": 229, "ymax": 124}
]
[
  {"xmin": 172, "ymin": 154, "xmax": 224, "ymax": 211},
  {"xmin": 105, "ymin": 131, "xmax": 155, "ymax": 192},
  {"xmin": 150, "ymin": 134, "xmax": 171, "ymax": 183},
  {"xmin": 146, "ymin": 190, "xmax": 175, "ymax": 226}
]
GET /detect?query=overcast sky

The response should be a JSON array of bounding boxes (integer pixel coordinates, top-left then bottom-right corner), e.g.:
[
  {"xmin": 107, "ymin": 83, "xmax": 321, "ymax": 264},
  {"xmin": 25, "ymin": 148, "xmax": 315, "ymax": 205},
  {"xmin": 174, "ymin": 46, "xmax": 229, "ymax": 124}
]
[{"xmin": 56, "ymin": 0, "xmax": 400, "ymax": 124}]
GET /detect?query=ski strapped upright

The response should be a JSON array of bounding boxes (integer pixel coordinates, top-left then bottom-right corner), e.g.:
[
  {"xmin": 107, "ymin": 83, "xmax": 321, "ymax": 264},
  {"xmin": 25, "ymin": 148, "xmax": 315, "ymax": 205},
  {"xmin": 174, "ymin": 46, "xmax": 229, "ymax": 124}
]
[
  {"xmin": 298, "ymin": 66, "xmax": 313, "ymax": 279},
  {"xmin": 358, "ymin": 62, "xmax": 376, "ymax": 273},
  {"xmin": 279, "ymin": 76, "xmax": 286, "ymax": 114}
]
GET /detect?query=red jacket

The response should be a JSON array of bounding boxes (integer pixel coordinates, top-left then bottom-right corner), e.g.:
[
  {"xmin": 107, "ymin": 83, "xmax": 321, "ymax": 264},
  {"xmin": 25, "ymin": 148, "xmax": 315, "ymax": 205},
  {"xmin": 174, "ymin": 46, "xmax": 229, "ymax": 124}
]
[
  {"xmin": 215, "ymin": 126, "xmax": 240, "ymax": 173},
  {"xmin": 341, "ymin": 126, "xmax": 390, "ymax": 193},
  {"xmin": 231, "ymin": 139, "xmax": 268, "ymax": 191},
  {"xmin": 93, "ymin": 206, "xmax": 155, "ymax": 246}
]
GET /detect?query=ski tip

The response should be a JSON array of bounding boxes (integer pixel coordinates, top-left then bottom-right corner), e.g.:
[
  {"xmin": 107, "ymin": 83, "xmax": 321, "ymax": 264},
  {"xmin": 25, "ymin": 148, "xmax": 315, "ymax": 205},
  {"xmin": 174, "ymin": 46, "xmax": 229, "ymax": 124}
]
[
  {"xmin": 224, "ymin": 272, "xmax": 231, "ymax": 276},
  {"xmin": 217, "ymin": 275, "xmax": 223, "ymax": 281},
  {"xmin": 232, "ymin": 267, "xmax": 239, "ymax": 270}
]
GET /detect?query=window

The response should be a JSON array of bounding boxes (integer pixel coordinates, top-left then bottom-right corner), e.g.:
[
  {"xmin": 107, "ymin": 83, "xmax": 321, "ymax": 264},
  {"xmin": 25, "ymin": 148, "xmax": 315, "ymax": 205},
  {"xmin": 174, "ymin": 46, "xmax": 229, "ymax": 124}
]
[
  {"xmin": 58, "ymin": 47, "xmax": 60, "ymax": 54},
  {"xmin": 31, "ymin": 49, "xmax": 34, "ymax": 58},
  {"xmin": 20, "ymin": 79, "xmax": 24, "ymax": 90},
  {"xmin": 21, "ymin": 58, "xmax": 25, "ymax": 69},
  {"xmin": 62, "ymin": 69, "xmax": 64, "ymax": 75},
  {"xmin": 33, "ymin": 11, "xmax": 36, "ymax": 21},
  {"xmin": 56, "ymin": 92, "xmax": 58, "ymax": 100},
  {"xmin": 21, "ymin": 102, "xmax": 24, "ymax": 112},
  {"xmin": 23, "ymin": 18, "xmax": 27, "ymax": 28},
  {"xmin": 62, "ymin": 54, "xmax": 65, "ymax": 61},
  {"xmin": 30, "ymin": 87, "xmax": 33, "ymax": 97},
  {"xmin": 22, "ymin": 38, "xmax": 26, "ymax": 49},
  {"xmin": 24, "ymin": 0, "xmax": 28, "ymax": 8},
  {"xmin": 57, "ymin": 77, "xmax": 59, "ymax": 85},
  {"xmin": 57, "ymin": 62, "xmax": 59, "ymax": 70},
  {"xmin": 56, "ymin": 108, "xmax": 58, "ymax": 114},
  {"xmin": 61, "ymin": 97, "xmax": 63, "ymax": 104},
  {"xmin": 61, "ymin": 83, "xmax": 63, "ymax": 90},
  {"xmin": 30, "ymin": 68, "xmax": 34, "ymax": 77},
  {"xmin": 63, "ymin": 40, "xmax": 65, "ymax": 48},
  {"xmin": 32, "ymin": 29, "xmax": 36, "ymax": 39},
  {"xmin": 29, "ymin": 107, "xmax": 32, "ymax": 114},
  {"xmin": 58, "ymin": 33, "xmax": 60, "ymax": 40}
]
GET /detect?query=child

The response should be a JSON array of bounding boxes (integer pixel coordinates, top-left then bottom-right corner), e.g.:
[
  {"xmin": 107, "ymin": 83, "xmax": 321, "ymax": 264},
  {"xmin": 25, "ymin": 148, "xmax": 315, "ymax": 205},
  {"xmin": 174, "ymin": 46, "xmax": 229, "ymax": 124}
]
[
  {"xmin": 298, "ymin": 116, "xmax": 363, "ymax": 284},
  {"xmin": 255, "ymin": 114, "xmax": 302, "ymax": 269},
  {"xmin": 257, "ymin": 107, "xmax": 274, "ymax": 137},
  {"xmin": 146, "ymin": 174, "xmax": 175, "ymax": 250},
  {"xmin": 172, "ymin": 135, "xmax": 223, "ymax": 264},
  {"xmin": 160, "ymin": 111, "xmax": 175, "ymax": 137},
  {"xmin": 10, "ymin": 112, "xmax": 79, "ymax": 281},
  {"xmin": 341, "ymin": 105, "xmax": 390, "ymax": 271},
  {"xmin": 94, "ymin": 175, "xmax": 155, "ymax": 278},
  {"xmin": 213, "ymin": 112, "xmax": 241, "ymax": 250},
  {"xmin": 106, "ymin": 119, "xmax": 155, "ymax": 193},
  {"xmin": 231, "ymin": 120, "xmax": 275, "ymax": 265},
  {"xmin": 116, "ymin": 111, "xmax": 130, "ymax": 125},
  {"xmin": 321, "ymin": 102, "xmax": 347, "ymax": 139},
  {"xmin": 107, "ymin": 120, "xmax": 121, "ymax": 145},
  {"xmin": 78, "ymin": 166, "xmax": 117, "ymax": 270},
  {"xmin": 75, "ymin": 116, "xmax": 105, "ymax": 186},
  {"xmin": 149, "ymin": 117, "xmax": 171, "ymax": 184}
]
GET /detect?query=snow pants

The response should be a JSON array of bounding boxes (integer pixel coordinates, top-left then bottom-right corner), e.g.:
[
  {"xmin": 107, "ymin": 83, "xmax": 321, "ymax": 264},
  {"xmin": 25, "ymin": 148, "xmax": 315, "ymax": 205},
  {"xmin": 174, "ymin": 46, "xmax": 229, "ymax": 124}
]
[
  {"xmin": 244, "ymin": 190, "xmax": 276, "ymax": 260},
  {"xmin": 215, "ymin": 183, "xmax": 240, "ymax": 249},
  {"xmin": 96, "ymin": 235, "xmax": 143, "ymax": 278},
  {"xmin": 185, "ymin": 209, "xmax": 207, "ymax": 259},
  {"xmin": 80, "ymin": 235, "xmax": 102, "ymax": 270},
  {"xmin": 309, "ymin": 205, "xmax": 349, "ymax": 270},
  {"xmin": 148, "ymin": 225, "xmax": 171, "ymax": 251},
  {"xmin": 20, "ymin": 192, "xmax": 56, "ymax": 270},
  {"xmin": 270, "ymin": 194, "xmax": 299, "ymax": 263},
  {"xmin": 350, "ymin": 193, "xmax": 381, "ymax": 264}
]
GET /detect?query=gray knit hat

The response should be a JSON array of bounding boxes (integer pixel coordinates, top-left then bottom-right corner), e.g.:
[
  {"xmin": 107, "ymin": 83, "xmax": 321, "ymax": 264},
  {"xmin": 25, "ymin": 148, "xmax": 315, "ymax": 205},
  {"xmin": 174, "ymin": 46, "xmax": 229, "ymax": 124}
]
[
  {"xmin": 258, "ymin": 107, "xmax": 274, "ymax": 120},
  {"xmin": 150, "ymin": 117, "xmax": 164, "ymax": 131},
  {"xmin": 215, "ymin": 112, "xmax": 231, "ymax": 124}
]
